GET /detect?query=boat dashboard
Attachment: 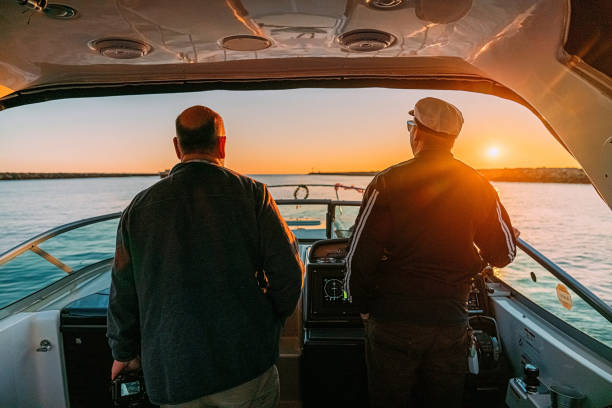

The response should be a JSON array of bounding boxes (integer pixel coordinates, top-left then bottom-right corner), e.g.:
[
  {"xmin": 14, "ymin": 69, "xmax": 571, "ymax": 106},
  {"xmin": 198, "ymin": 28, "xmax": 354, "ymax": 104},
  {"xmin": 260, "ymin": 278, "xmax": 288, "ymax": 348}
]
[{"xmin": 305, "ymin": 238, "xmax": 489, "ymax": 324}]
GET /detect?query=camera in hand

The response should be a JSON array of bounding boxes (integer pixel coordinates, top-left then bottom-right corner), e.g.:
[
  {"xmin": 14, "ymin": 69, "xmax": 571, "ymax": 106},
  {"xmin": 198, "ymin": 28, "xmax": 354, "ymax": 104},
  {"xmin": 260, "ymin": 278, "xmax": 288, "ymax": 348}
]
[{"xmin": 111, "ymin": 371, "xmax": 148, "ymax": 408}]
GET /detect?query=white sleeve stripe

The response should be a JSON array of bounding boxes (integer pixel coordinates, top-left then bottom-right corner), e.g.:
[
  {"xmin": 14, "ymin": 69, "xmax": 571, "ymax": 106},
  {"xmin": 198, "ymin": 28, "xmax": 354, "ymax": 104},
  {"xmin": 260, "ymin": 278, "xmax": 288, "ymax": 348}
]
[
  {"xmin": 344, "ymin": 190, "xmax": 378, "ymax": 298},
  {"xmin": 496, "ymin": 203, "xmax": 514, "ymax": 260},
  {"xmin": 345, "ymin": 193, "xmax": 374, "ymax": 280},
  {"xmin": 496, "ymin": 201, "xmax": 515, "ymax": 261},
  {"xmin": 347, "ymin": 190, "xmax": 379, "ymax": 260},
  {"xmin": 344, "ymin": 190, "xmax": 379, "ymax": 298},
  {"xmin": 346, "ymin": 190, "xmax": 378, "ymax": 270},
  {"xmin": 344, "ymin": 194, "xmax": 374, "ymax": 299}
]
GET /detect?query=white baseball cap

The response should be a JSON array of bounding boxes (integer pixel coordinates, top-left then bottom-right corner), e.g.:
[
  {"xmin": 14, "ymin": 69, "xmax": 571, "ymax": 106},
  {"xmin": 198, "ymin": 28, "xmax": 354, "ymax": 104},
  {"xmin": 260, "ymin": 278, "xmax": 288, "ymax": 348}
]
[{"xmin": 409, "ymin": 97, "xmax": 464, "ymax": 138}]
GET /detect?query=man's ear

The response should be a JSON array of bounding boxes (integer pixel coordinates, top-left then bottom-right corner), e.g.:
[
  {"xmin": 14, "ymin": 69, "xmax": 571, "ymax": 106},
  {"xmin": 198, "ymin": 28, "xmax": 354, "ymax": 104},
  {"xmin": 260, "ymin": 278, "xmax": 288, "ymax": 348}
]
[
  {"xmin": 217, "ymin": 136, "xmax": 226, "ymax": 159},
  {"xmin": 173, "ymin": 137, "xmax": 182, "ymax": 160}
]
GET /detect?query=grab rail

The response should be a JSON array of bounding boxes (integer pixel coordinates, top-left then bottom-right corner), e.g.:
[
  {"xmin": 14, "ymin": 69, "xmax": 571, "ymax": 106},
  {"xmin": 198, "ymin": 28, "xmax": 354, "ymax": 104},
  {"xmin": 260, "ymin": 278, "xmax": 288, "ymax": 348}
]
[
  {"xmin": 269, "ymin": 184, "xmax": 365, "ymax": 200},
  {"xmin": 516, "ymin": 238, "xmax": 612, "ymax": 324},
  {"xmin": 0, "ymin": 201, "xmax": 362, "ymax": 268},
  {"xmin": 0, "ymin": 212, "xmax": 122, "ymax": 268}
]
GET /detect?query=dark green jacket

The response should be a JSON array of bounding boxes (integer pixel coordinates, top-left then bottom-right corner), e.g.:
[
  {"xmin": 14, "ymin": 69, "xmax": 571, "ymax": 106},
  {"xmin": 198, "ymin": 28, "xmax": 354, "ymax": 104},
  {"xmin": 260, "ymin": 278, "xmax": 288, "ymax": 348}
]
[{"xmin": 107, "ymin": 161, "xmax": 304, "ymax": 405}]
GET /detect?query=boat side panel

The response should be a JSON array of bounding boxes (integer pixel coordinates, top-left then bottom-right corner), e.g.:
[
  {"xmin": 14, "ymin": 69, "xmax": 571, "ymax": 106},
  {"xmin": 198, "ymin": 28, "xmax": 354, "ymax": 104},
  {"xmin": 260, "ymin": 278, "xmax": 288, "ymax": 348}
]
[
  {"xmin": 492, "ymin": 297, "xmax": 612, "ymax": 408},
  {"xmin": 0, "ymin": 310, "xmax": 68, "ymax": 408}
]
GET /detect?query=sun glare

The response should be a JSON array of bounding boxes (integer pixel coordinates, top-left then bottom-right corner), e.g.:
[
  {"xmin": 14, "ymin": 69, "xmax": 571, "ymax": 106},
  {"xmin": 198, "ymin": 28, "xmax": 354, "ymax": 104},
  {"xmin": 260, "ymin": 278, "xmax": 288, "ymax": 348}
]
[{"xmin": 487, "ymin": 146, "xmax": 501, "ymax": 159}]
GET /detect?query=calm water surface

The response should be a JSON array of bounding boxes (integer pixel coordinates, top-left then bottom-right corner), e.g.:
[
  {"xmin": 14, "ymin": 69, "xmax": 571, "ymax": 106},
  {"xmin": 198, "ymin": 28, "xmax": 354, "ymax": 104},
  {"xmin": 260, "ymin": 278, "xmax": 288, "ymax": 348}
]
[{"xmin": 0, "ymin": 175, "xmax": 610, "ymax": 345}]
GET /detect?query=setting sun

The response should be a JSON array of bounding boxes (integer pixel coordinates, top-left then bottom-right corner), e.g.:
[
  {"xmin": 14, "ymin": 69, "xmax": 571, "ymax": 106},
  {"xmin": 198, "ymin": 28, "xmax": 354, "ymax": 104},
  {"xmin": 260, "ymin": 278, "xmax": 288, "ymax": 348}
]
[{"xmin": 487, "ymin": 146, "xmax": 501, "ymax": 159}]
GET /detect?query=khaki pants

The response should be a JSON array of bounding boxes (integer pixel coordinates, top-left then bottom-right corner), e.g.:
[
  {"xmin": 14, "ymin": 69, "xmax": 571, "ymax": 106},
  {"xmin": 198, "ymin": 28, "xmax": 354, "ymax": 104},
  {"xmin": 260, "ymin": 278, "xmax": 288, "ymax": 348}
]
[
  {"xmin": 364, "ymin": 319, "xmax": 469, "ymax": 408},
  {"xmin": 161, "ymin": 365, "xmax": 279, "ymax": 408}
]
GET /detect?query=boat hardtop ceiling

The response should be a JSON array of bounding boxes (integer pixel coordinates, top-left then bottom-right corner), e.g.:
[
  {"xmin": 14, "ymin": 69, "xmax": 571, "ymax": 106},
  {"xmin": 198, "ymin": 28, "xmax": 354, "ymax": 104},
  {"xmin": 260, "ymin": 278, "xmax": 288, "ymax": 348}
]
[{"xmin": 1, "ymin": 0, "xmax": 611, "ymax": 207}]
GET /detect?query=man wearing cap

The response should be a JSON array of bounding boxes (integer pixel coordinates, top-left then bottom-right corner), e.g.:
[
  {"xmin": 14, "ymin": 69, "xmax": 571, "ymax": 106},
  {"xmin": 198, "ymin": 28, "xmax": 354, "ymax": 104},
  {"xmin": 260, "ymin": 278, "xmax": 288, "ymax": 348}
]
[
  {"xmin": 345, "ymin": 97, "xmax": 517, "ymax": 407},
  {"xmin": 107, "ymin": 106, "xmax": 304, "ymax": 407}
]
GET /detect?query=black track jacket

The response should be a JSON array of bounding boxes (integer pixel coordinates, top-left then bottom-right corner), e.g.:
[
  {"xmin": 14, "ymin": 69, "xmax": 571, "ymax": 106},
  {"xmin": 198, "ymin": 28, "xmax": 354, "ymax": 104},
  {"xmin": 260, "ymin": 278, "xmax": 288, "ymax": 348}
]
[
  {"xmin": 107, "ymin": 161, "xmax": 304, "ymax": 405},
  {"xmin": 345, "ymin": 149, "xmax": 516, "ymax": 325}
]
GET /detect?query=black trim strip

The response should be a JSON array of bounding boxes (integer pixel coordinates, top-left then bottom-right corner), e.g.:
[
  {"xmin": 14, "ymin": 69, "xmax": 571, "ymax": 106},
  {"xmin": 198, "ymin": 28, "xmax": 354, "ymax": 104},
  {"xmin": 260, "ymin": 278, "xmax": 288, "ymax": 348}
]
[{"xmin": 0, "ymin": 76, "xmax": 516, "ymax": 110}]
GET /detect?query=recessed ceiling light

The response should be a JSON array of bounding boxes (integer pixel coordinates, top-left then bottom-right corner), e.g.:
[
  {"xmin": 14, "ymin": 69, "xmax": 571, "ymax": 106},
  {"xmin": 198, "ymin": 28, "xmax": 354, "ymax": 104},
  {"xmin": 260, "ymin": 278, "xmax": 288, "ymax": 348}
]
[
  {"xmin": 43, "ymin": 4, "xmax": 78, "ymax": 19},
  {"xmin": 18, "ymin": 0, "xmax": 78, "ymax": 18},
  {"xmin": 337, "ymin": 29, "xmax": 396, "ymax": 52},
  {"xmin": 88, "ymin": 38, "xmax": 152, "ymax": 59},
  {"xmin": 220, "ymin": 35, "xmax": 272, "ymax": 52}
]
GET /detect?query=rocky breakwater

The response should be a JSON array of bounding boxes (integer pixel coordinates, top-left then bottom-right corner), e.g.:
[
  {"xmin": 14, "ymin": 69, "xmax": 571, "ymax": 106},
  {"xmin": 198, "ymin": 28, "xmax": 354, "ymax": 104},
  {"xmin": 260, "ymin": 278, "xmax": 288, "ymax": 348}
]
[
  {"xmin": 309, "ymin": 168, "xmax": 589, "ymax": 184},
  {"xmin": 478, "ymin": 168, "xmax": 589, "ymax": 184},
  {"xmin": 0, "ymin": 172, "xmax": 156, "ymax": 180}
]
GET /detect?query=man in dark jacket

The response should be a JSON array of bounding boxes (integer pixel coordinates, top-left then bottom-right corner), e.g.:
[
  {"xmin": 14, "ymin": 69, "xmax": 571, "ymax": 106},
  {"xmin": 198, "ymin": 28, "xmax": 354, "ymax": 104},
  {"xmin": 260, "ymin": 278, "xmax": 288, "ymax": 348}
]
[
  {"xmin": 107, "ymin": 105, "xmax": 304, "ymax": 407},
  {"xmin": 345, "ymin": 97, "xmax": 517, "ymax": 407}
]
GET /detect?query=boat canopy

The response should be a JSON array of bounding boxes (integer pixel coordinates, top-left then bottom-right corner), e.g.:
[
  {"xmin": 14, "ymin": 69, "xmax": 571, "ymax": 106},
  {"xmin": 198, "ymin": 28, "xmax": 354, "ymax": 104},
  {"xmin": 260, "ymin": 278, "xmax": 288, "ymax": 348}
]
[{"xmin": 1, "ymin": 0, "xmax": 610, "ymax": 207}]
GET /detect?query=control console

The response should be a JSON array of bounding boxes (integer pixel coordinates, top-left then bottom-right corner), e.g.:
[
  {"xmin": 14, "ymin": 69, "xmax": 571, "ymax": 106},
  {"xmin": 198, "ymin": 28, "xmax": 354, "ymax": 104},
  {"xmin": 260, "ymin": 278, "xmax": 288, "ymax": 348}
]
[
  {"xmin": 303, "ymin": 238, "xmax": 504, "ymax": 407},
  {"xmin": 304, "ymin": 238, "xmax": 490, "ymax": 327},
  {"xmin": 302, "ymin": 239, "xmax": 368, "ymax": 407},
  {"xmin": 305, "ymin": 239, "xmax": 361, "ymax": 326}
]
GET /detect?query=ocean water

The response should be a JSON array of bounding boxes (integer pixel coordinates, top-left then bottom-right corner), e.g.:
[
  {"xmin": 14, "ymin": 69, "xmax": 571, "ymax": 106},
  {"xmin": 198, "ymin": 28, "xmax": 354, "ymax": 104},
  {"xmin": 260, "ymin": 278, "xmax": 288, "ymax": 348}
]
[{"xmin": 0, "ymin": 175, "xmax": 610, "ymax": 346}]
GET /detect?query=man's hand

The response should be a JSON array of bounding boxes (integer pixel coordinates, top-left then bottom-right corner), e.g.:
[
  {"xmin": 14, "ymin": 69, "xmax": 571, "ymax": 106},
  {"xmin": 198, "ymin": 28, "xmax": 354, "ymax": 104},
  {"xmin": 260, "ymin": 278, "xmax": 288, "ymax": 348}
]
[
  {"xmin": 513, "ymin": 227, "xmax": 521, "ymax": 239},
  {"xmin": 360, "ymin": 313, "xmax": 370, "ymax": 321},
  {"xmin": 111, "ymin": 357, "xmax": 141, "ymax": 380}
]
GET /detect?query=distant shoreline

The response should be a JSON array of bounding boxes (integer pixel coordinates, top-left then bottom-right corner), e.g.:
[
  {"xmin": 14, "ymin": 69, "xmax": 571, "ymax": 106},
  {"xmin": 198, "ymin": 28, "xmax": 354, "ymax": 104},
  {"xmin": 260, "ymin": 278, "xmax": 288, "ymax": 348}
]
[
  {"xmin": 0, "ymin": 172, "xmax": 157, "ymax": 181},
  {"xmin": 309, "ymin": 168, "xmax": 590, "ymax": 184},
  {"xmin": 1, "ymin": 168, "xmax": 590, "ymax": 184}
]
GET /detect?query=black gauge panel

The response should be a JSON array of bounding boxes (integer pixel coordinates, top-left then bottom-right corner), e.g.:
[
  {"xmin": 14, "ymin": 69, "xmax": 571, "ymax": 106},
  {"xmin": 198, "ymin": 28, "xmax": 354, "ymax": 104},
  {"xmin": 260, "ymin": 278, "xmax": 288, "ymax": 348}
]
[
  {"xmin": 306, "ymin": 239, "xmax": 361, "ymax": 326},
  {"xmin": 306, "ymin": 265, "xmax": 361, "ymax": 325}
]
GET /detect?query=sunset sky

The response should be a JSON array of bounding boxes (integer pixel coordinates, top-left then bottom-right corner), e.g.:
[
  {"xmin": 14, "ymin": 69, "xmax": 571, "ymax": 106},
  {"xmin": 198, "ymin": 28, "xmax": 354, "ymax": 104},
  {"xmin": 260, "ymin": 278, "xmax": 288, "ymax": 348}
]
[{"xmin": 0, "ymin": 88, "xmax": 579, "ymax": 174}]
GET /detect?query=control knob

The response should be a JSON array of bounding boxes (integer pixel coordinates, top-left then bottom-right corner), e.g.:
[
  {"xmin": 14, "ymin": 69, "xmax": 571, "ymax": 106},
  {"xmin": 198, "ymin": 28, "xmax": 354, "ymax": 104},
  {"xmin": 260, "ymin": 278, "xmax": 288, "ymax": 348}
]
[{"xmin": 523, "ymin": 364, "xmax": 540, "ymax": 393}]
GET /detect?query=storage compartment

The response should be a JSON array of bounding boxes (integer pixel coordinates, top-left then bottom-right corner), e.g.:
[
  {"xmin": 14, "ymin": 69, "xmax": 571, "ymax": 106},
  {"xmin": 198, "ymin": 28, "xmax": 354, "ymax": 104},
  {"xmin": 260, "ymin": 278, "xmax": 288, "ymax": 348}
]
[
  {"xmin": 61, "ymin": 289, "xmax": 113, "ymax": 408},
  {"xmin": 302, "ymin": 328, "xmax": 368, "ymax": 408},
  {"xmin": 60, "ymin": 289, "xmax": 156, "ymax": 407}
]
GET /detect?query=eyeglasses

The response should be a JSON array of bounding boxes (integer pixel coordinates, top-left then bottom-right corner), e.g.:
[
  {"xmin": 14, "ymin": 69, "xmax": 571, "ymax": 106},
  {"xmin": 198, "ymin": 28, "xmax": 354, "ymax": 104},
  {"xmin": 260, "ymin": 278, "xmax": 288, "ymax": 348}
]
[{"xmin": 406, "ymin": 120, "xmax": 416, "ymax": 132}]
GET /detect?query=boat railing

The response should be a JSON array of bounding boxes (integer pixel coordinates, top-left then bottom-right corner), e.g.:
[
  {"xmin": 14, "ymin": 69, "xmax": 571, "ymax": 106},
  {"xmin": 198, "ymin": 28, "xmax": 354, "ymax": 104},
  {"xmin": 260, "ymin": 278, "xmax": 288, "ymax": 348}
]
[
  {"xmin": 0, "ymin": 200, "xmax": 361, "ymax": 271},
  {"xmin": 1, "ymin": 203, "xmax": 610, "ymax": 325},
  {"xmin": 516, "ymin": 238, "xmax": 612, "ymax": 324},
  {"xmin": 0, "ymin": 212, "xmax": 122, "ymax": 272},
  {"xmin": 268, "ymin": 183, "xmax": 365, "ymax": 200}
]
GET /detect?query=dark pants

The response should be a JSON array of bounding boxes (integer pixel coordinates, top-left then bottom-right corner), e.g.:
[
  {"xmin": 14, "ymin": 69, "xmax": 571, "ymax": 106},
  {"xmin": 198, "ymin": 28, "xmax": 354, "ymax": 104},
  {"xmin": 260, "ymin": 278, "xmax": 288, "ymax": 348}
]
[{"xmin": 364, "ymin": 319, "xmax": 469, "ymax": 408}]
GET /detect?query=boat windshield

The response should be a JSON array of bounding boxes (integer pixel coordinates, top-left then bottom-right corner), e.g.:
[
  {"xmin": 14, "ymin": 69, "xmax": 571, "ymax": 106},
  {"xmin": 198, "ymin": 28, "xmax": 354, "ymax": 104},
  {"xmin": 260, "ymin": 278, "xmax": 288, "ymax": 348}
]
[
  {"xmin": 0, "ymin": 215, "xmax": 120, "ymax": 310},
  {"xmin": 0, "ymin": 196, "xmax": 362, "ymax": 309}
]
